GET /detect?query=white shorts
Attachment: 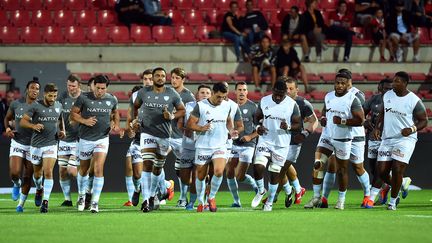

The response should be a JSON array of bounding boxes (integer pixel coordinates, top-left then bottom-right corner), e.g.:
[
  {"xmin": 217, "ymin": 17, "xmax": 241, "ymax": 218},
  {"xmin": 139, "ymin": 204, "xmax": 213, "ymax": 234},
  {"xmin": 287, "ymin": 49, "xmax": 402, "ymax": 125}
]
[
  {"xmin": 377, "ymin": 138, "xmax": 417, "ymax": 164},
  {"xmin": 126, "ymin": 142, "xmax": 143, "ymax": 164},
  {"xmin": 140, "ymin": 132, "xmax": 170, "ymax": 157},
  {"xmin": 30, "ymin": 145, "xmax": 58, "ymax": 165},
  {"xmin": 179, "ymin": 148, "xmax": 195, "ymax": 169},
  {"xmin": 286, "ymin": 144, "xmax": 302, "ymax": 163},
  {"xmin": 78, "ymin": 137, "xmax": 110, "ymax": 161},
  {"xmin": 58, "ymin": 140, "xmax": 78, "ymax": 157},
  {"xmin": 231, "ymin": 145, "xmax": 255, "ymax": 163},
  {"xmin": 331, "ymin": 139, "xmax": 352, "ymax": 161},
  {"xmin": 389, "ymin": 32, "xmax": 419, "ymax": 44},
  {"xmin": 317, "ymin": 134, "xmax": 334, "ymax": 152},
  {"xmin": 350, "ymin": 140, "xmax": 365, "ymax": 164},
  {"xmin": 368, "ymin": 140, "xmax": 381, "ymax": 159},
  {"xmin": 255, "ymin": 140, "xmax": 290, "ymax": 167},
  {"xmin": 194, "ymin": 147, "xmax": 228, "ymax": 166},
  {"xmin": 9, "ymin": 139, "xmax": 31, "ymax": 161}
]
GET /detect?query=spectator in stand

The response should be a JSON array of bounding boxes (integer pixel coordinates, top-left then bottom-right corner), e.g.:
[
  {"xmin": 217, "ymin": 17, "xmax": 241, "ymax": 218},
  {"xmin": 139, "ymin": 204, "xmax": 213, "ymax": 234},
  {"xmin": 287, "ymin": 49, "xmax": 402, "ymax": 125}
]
[
  {"xmin": 387, "ymin": 1, "xmax": 420, "ymax": 62},
  {"xmin": 276, "ymin": 39, "xmax": 311, "ymax": 93},
  {"xmin": 411, "ymin": 0, "xmax": 432, "ymax": 27},
  {"xmin": 370, "ymin": 8, "xmax": 389, "ymax": 62},
  {"xmin": 426, "ymin": 0, "xmax": 432, "ymax": 17},
  {"xmin": 281, "ymin": 6, "xmax": 310, "ymax": 62},
  {"xmin": 221, "ymin": 1, "xmax": 250, "ymax": 62},
  {"xmin": 250, "ymin": 36, "xmax": 277, "ymax": 92},
  {"xmin": 242, "ymin": 0, "xmax": 269, "ymax": 45},
  {"xmin": 326, "ymin": 0, "xmax": 357, "ymax": 62},
  {"xmin": 141, "ymin": 0, "xmax": 172, "ymax": 26},
  {"xmin": 115, "ymin": 0, "xmax": 147, "ymax": 27},
  {"xmin": 355, "ymin": 0, "xmax": 382, "ymax": 26},
  {"xmin": 302, "ymin": 0, "xmax": 327, "ymax": 62},
  {"xmin": 0, "ymin": 90, "xmax": 16, "ymax": 133}
]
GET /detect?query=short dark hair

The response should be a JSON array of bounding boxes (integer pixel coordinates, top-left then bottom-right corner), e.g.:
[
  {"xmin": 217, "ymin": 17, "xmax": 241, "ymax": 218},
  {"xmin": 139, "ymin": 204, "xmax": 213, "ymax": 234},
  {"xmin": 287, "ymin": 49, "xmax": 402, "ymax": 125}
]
[
  {"xmin": 261, "ymin": 35, "xmax": 271, "ymax": 42},
  {"xmin": 235, "ymin": 81, "xmax": 247, "ymax": 89},
  {"xmin": 152, "ymin": 67, "xmax": 166, "ymax": 76},
  {"xmin": 131, "ymin": 85, "xmax": 143, "ymax": 93},
  {"xmin": 213, "ymin": 82, "xmax": 228, "ymax": 93},
  {"xmin": 93, "ymin": 74, "xmax": 110, "ymax": 86},
  {"xmin": 141, "ymin": 69, "xmax": 153, "ymax": 78},
  {"xmin": 26, "ymin": 76, "xmax": 40, "ymax": 89},
  {"xmin": 336, "ymin": 68, "xmax": 352, "ymax": 80},
  {"xmin": 291, "ymin": 6, "xmax": 299, "ymax": 12},
  {"xmin": 171, "ymin": 67, "xmax": 186, "ymax": 79},
  {"xmin": 197, "ymin": 84, "xmax": 211, "ymax": 92},
  {"xmin": 88, "ymin": 77, "xmax": 95, "ymax": 87},
  {"xmin": 273, "ymin": 79, "xmax": 287, "ymax": 91},
  {"xmin": 44, "ymin": 83, "xmax": 58, "ymax": 93},
  {"xmin": 379, "ymin": 78, "xmax": 392, "ymax": 86},
  {"xmin": 338, "ymin": 0, "xmax": 347, "ymax": 6},
  {"xmin": 230, "ymin": 1, "xmax": 238, "ymax": 7},
  {"xmin": 394, "ymin": 71, "xmax": 410, "ymax": 84},
  {"xmin": 279, "ymin": 76, "xmax": 298, "ymax": 87},
  {"xmin": 68, "ymin": 74, "xmax": 81, "ymax": 83}
]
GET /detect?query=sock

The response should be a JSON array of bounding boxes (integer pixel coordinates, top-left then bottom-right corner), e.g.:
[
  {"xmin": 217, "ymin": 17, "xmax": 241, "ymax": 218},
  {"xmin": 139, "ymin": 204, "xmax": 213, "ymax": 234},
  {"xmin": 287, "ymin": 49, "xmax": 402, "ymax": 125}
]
[
  {"xmin": 91, "ymin": 177, "xmax": 104, "ymax": 203},
  {"xmin": 150, "ymin": 173, "xmax": 162, "ymax": 197},
  {"xmin": 209, "ymin": 175, "xmax": 223, "ymax": 199},
  {"xmin": 33, "ymin": 175, "xmax": 43, "ymax": 190},
  {"xmin": 132, "ymin": 177, "xmax": 142, "ymax": 193},
  {"xmin": 189, "ymin": 193, "xmax": 197, "ymax": 206},
  {"xmin": 12, "ymin": 178, "xmax": 21, "ymax": 187},
  {"xmin": 227, "ymin": 178, "xmax": 240, "ymax": 204},
  {"xmin": 125, "ymin": 176, "xmax": 134, "ymax": 201},
  {"xmin": 322, "ymin": 172, "xmax": 336, "ymax": 199},
  {"xmin": 357, "ymin": 172, "xmax": 371, "ymax": 197},
  {"xmin": 282, "ymin": 181, "xmax": 292, "ymax": 195},
  {"xmin": 179, "ymin": 178, "xmax": 189, "ymax": 201},
  {"xmin": 338, "ymin": 190, "xmax": 347, "ymax": 202},
  {"xmin": 59, "ymin": 179, "xmax": 72, "ymax": 201},
  {"xmin": 313, "ymin": 184, "xmax": 322, "ymax": 198},
  {"xmin": 86, "ymin": 176, "xmax": 94, "ymax": 194},
  {"xmin": 389, "ymin": 197, "xmax": 397, "ymax": 206},
  {"xmin": 290, "ymin": 178, "xmax": 301, "ymax": 194},
  {"xmin": 195, "ymin": 178, "xmax": 206, "ymax": 205},
  {"xmin": 42, "ymin": 179, "xmax": 54, "ymax": 201},
  {"xmin": 267, "ymin": 183, "xmax": 278, "ymax": 205},
  {"xmin": 241, "ymin": 174, "xmax": 258, "ymax": 191},
  {"xmin": 158, "ymin": 169, "xmax": 166, "ymax": 195},
  {"xmin": 370, "ymin": 187, "xmax": 380, "ymax": 202},
  {"xmin": 256, "ymin": 178, "xmax": 265, "ymax": 194},
  {"xmin": 77, "ymin": 174, "xmax": 89, "ymax": 196},
  {"xmin": 142, "ymin": 171, "xmax": 151, "ymax": 200},
  {"xmin": 18, "ymin": 193, "xmax": 28, "ymax": 207}
]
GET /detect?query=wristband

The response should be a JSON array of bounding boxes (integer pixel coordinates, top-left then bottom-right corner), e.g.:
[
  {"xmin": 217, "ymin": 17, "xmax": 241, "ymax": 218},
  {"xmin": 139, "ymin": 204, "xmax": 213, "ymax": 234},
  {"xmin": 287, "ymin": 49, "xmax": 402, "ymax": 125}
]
[
  {"xmin": 410, "ymin": 125, "xmax": 417, "ymax": 133},
  {"xmin": 301, "ymin": 130, "xmax": 310, "ymax": 137},
  {"xmin": 341, "ymin": 118, "xmax": 347, "ymax": 125},
  {"xmin": 170, "ymin": 113, "xmax": 175, "ymax": 120}
]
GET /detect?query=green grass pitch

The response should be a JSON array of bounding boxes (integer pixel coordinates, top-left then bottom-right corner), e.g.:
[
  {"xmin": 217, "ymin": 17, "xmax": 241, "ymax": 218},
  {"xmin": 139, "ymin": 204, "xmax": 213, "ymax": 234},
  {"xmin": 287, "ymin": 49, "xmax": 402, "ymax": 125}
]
[{"xmin": 1, "ymin": 190, "xmax": 432, "ymax": 243}]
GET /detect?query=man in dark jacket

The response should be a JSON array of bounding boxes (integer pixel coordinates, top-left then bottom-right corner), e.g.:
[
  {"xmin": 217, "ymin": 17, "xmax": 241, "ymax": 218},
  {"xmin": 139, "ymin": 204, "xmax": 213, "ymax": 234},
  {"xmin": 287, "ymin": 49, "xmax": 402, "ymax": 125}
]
[
  {"xmin": 281, "ymin": 6, "xmax": 310, "ymax": 62},
  {"xmin": 242, "ymin": 0, "xmax": 268, "ymax": 45},
  {"xmin": 302, "ymin": 0, "xmax": 327, "ymax": 62}
]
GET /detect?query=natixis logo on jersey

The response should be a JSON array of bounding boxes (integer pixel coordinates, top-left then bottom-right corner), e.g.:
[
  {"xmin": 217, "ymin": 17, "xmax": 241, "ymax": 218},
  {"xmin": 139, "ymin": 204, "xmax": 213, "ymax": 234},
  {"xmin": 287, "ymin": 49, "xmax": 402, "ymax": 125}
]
[
  {"xmin": 384, "ymin": 108, "xmax": 407, "ymax": 116},
  {"xmin": 326, "ymin": 108, "xmax": 345, "ymax": 116},
  {"xmin": 264, "ymin": 114, "xmax": 285, "ymax": 121}
]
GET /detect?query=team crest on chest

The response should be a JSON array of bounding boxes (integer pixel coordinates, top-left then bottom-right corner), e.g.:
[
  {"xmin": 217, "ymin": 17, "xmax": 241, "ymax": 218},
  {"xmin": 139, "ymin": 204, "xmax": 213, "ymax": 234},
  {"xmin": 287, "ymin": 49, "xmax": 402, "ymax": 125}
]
[
  {"xmin": 106, "ymin": 101, "xmax": 111, "ymax": 106},
  {"xmin": 164, "ymin": 96, "xmax": 169, "ymax": 101},
  {"xmin": 243, "ymin": 109, "xmax": 248, "ymax": 114},
  {"xmin": 55, "ymin": 108, "xmax": 60, "ymax": 113}
]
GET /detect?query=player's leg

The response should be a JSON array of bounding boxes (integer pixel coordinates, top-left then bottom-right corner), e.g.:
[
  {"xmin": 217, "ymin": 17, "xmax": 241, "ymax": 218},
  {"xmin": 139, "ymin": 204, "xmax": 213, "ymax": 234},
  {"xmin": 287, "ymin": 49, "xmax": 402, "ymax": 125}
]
[
  {"xmin": 208, "ymin": 154, "xmax": 227, "ymax": 212},
  {"xmin": 367, "ymin": 140, "xmax": 385, "ymax": 203},
  {"xmin": 263, "ymin": 147, "xmax": 289, "ymax": 211},
  {"xmin": 235, "ymin": 145, "xmax": 257, "ymax": 198},
  {"xmin": 180, "ymin": 148, "xmax": 195, "ymax": 209},
  {"xmin": 195, "ymin": 163, "xmax": 209, "ymax": 213},
  {"xmin": 9, "ymin": 156, "xmax": 23, "ymax": 201},
  {"xmin": 251, "ymin": 153, "xmax": 268, "ymax": 208},
  {"xmin": 288, "ymin": 165, "xmax": 306, "ymax": 204},
  {"xmin": 39, "ymin": 156, "xmax": 56, "ymax": 213},
  {"xmin": 171, "ymin": 139, "xmax": 186, "ymax": 206},
  {"xmin": 187, "ymin": 166, "xmax": 197, "ymax": 210},
  {"xmin": 85, "ymin": 159, "xmax": 95, "ymax": 209},
  {"xmin": 124, "ymin": 155, "xmax": 134, "ymax": 206},
  {"xmin": 179, "ymin": 166, "xmax": 192, "ymax": 208},
  {"xmin": 278, "ymin": 160, "xmax": 293, "ymax": 208},
  {"xmin": 321, "ymin": 155, "xmax": 336, "ymax": 208},
  {"xmin": 388, "ymin": 160, "xmax": 407, "ymax": 210},
  {"xmin": 350, "ymin": 140, "xmax": 372, "ymax": 208},
  {"xmin": 226, "ymin": 149, "xmax": 241, "ymax": 207},
  {"xmin": 16, "ymin": 159, "xmax": 33, "ymax": 212},
  {"xmin": 58, "ymin": 155, "xmax": 72, "ymax": 206},
  {"xmin": 333, "ymin": 140, "xmax": 351, "ymax": 210},
  {"xmin": 89, "ymin": 151, "xmax": 108, "ymax": 213},
  {"xmin": 129, "ymin": 143, "xmax": 143, "ymax": 207}
]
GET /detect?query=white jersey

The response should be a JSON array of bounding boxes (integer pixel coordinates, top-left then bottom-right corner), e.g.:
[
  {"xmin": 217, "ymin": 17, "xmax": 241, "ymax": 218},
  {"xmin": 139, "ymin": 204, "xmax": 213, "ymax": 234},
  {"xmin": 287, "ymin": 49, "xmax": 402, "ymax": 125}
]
[
  {"xmin": 182, "ymin": 101, "xmax": 197, "ymax": 150},
  {"xmin": 259, "ymin": 94, "xmax": 297, "ymax": 147},
  {"xmin": 325, "ymin": 91, "xmax": 357, "ymax": 140},
  {"xmin": 382, "ymin": 90, "xmax": 420, "ymax": 140},
  {"xmin": 226, "ymin": 98, "xmax": 239, "ymax": 148},
  {"xmin": 194, "ymin": 99, "xmax": 231, "ymax": 149},
  {"xmin": 349, "ymin": 87, "xmax": 366, "ymax": 138}
]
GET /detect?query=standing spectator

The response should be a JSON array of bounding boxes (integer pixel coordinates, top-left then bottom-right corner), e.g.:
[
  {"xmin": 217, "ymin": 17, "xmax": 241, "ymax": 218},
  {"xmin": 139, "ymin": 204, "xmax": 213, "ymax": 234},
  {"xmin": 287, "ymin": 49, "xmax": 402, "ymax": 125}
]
[
  {"xmin": 250, "ymin": 36, "xmax": 277, "ymax": 92},
  {"xmin": 115, "ymin": 0, "xmax": 147, "ymax": 27},
  {"xmin": 411, "ymin": 0, "xmax": 432, "ymax": 27},
  {"xmin": 370, "ymin": 8, "xmax": 389, "ymax": 61},
  {"xmin": 221, "ymin": 1, "xmax": 250, "ymax": 62},
  {"xmin": 426, "ymin": 0, "xmax": 432, "ymax": 17},
  {"xmin": 302, "ymin": 0, "xmax": 327, "ymax": 62},
  {"xmin": 242, "ymin": 0, "xmax": 268, "ymax": 45},
  {"xmin": 276, "ymin": 39, "xmax": 311, "ymax": 93},
  {"xmin": 141, "ymin": 0, "xmax": 172, "ymax": 26},
  {"xmin": 326, "ymin": 0, "xmax": 357, "ymax": 62},
  {"xmin": 281, "ymin": 6, "xmax": 310, "ymax": 62},
  {"xmin": 0, "ymin": 90, "xmax": 16, "ymax": 133},
  {"xmin": 387, "ymin": 1, "xmax": 420, "ymax": 62},
  {"xmin": 355, "ymin": 0, "xmax": 381, "ymax": 26}
]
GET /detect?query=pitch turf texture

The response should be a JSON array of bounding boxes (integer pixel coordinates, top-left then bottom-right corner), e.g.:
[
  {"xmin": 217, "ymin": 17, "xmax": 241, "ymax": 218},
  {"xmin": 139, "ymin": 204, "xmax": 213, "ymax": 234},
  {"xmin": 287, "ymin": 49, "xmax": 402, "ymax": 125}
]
[{"xmin": 1, "ymin": 190, "xmax": 432, "ymax": 243}]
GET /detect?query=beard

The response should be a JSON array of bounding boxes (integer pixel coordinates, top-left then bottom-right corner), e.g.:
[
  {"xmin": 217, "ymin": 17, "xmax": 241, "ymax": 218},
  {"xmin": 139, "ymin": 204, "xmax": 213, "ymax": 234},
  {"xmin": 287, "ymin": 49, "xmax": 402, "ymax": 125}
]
[{"xmin": 154, "ymin": 82, "xmax": 164, "ymax": 88}]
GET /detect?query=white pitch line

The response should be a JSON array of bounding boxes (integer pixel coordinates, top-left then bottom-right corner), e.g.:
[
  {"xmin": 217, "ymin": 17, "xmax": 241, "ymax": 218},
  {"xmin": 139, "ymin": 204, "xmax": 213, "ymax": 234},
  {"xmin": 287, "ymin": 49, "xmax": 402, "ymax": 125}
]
[{"xmin": 405, "ymin": 215, "xmax": 432, "ymax": 218}]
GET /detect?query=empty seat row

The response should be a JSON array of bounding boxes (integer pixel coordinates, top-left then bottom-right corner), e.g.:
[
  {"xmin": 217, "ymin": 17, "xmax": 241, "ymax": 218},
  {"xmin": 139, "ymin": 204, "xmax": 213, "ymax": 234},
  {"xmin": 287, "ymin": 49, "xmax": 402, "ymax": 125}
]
[{"xmin": 0, "ymin": 0, "xmax": 107, "ymax": 11}]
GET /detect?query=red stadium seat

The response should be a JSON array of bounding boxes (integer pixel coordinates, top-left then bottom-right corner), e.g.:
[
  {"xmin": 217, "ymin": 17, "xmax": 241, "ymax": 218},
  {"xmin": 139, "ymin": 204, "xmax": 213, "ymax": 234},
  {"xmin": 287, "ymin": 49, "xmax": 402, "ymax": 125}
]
[
  {"xmin": 130, "ymin": 25, "xmax": 152, "ymax": 43},
  {"xmin": 91, "ymin": 0, "xmax": 108, "ymax": 10},
  {"xmin": 1, "ymin": 0, "xmax": 20, "ymax": 10},
  {"xmin": 175, "ymin": 25, "xmax": 197, "ymax": 42},
  {"xmin": 65, "ymin": 26, "xmax": 88, "ymax": 43},
  {"xmin": 267, "ymin": 10, "xmax": 282, "ymax": 27},
  {"xmin": 258, "ymin": 0, "xmax": 277, "ymax": 11},
  {"xmin": 0, "ymin": 11, "xmax": 8, "ymax": 25},
  {"xmin": 64, "ymin": 0, "xmax": 86, "ymax": 10},
  {"xmin": 319, "ymin": 0, "xmax": 337, "ymax": 10},
  {"xmin": 88, "ymin": 26, "xmax": 109, "ymax": 43},
  {"xmin": 418, "ymin": 27, "xmax": 432, "ymax": 44},
  {"xmin": 44, "ymin": 0, "xmax": 63, "ymax": 10},
  {"xmin": 98, "ymin": 10, "xmax": 118, "ymax": 26},
  {"xmin": 21, "ymin": 26, "xmax": 43, "ymax": 43},
  {"xmin": 109, "ymin": 25, "xmax": 131, "ymax": 43},
  {"xmin": 208, "ymin": 73, "xmax": 231, "ymax": 82},
  {"xmin": 172, "ymin": 0, "xmax": 193, "ymax": 10},
  {"xmin": 54, "ymin": 10, "xmax": 75, "ymax": 27},
  {"xmin": 152, "ymin": 25, "xmax": 175, "ymax": 42},
  {"xmin": 75, "ymin": 72, "xmax": 92, "ymax": 81},
  {"xmin": 43, "ymin": 26, "xmax": 64, "ymax": 43},
  {"xmin": 270, "ymin": 25, "xmax": 281, "ymax": 42},
  {"xmin": 196, "ymin": 25, "xmax": 220, "ymax": 43},
  {"xmin": 279, "ymin": 0, "xmax": 298, "ymax": 9},
  {"xmin": 320, "ymin": 73, "xmax": 335, "ymax": 82},
  {"xmin": 364, "ymin": 72, "xmax": 383, "ymax": 82},
  {"xmin": 352, "ymin": 27, "xmax": 370, "ymax": 44},
  {"xmin": 410, "ymin": 73, "xmax": 427, "ymax": 81},
  {"xmin": 184, "ymin": 9, "xmax": 204, "ymax": 26},
  {"xmin": 113, "ymin": 92, "xmax": 129, "ymax": 102},
  {"xmin": 76, "ymin": 10, "xmax": 97, "ymax": 27},
  {"xmin": 231, "ymin": 73, "xmax": 249, "ymax": 82},
  {"xmin": 166, "ymin": 9, "xmax": 183, "ymax": 26},
  {"xmin": 196, "ymin": 0, "xmax": 214, "ymax": 10},
  {"xmin": 0, "ymin": 72, "xmax": 12, "ymax": 82},
  {"xmin": 33, "ymin": 10, "xmax": 53, "ymax": 27},
  {"xmin": 351, "ymin": 73, "xmax": 365, "ymax": 82},
  {"xmin": 187, "ymin": 73, "xmax": 209, "ymax": 82},
  {"xmin": 214, "ymin": 0, "xmax": 231, "ymax": 10},
  {"xmin": 307, "ymin": 73, "xmax": 321, "ymax": 82},
  {"xmin": 21, "ymin": 0, "xmax": 43, "ymax": 10},
  {"xmin": 310, "ymin": 90, "xmax": 326, "ymax": 101},
  {"xmin": 10, "ymin": 10, "xmax": 32, "ymax": 27},
  {"xmin": 106, "ymin": 0, "xmax": 117, "ymax": 8},
  {"xmin": 94, "ymin": 72, "xmax": 118, "ymax": 81},
  {"xmin": 117, "ymin": 73, "xmax": 140, "ymax": 81},
  {"xmin": 0, "ymin": 26, "xmax": 20, "ymax": 44},
  {"xmin": 118, "ymin": 109, "xmax": 129, "ymax": 118}
]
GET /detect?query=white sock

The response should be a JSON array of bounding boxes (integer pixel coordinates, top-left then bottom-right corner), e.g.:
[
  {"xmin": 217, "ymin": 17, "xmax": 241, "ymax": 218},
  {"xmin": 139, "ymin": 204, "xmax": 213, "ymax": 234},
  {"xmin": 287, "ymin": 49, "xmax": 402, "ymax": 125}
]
[
  {"xmin": 91, "ymin": 177, "xmax": 104, "ymax": 203},
  {"xmin": 313, "ymin": 184, "xmax": 322, "ymax": 198},
  {"xmin": 150, "ymin": 173, "xmax": 162, "ymax": 197},
  {"xmin": 241, "ymin": 174, "xmax": 258, "ymax": 191},
  {"xmin": 158, "ymin": 169, "xmax": 166, "ymax": 195},
  {"xmin": 18, "ymin": 193, "xmax": 28, "ymax": 207},
  {"xmin": 322, "ymin": 172, "xmax": 336, "ymax": 199},
  {"xmin": 389, "ymin": 197, "xmax": 397, "ymax": 206},
  {"xmin": 59, "ymin": 179, "xmax": 71, "ymax": 201},
  {"xmin": 290, "ymin": 178, "xmax": 301, "ymax": 194},
  {"xmin": 42, "ymin": 179, "xmax": 54, "ymax": 201},
  {"xmin": 267, "ymin": 183, "xmax": 278, "ymax": 205},
  {"xmin": 132, "ymin": 177, "xmax": 142, "ymax": 193},
  {"xmin": 12, "ymin": 178, "xmax": 21, "ymax": 187},
  {"xmin": 189, "ymin": 193, "xmax": 197, "ymax": 205},
  {"xmin": 370, "ymin": 187, "xmax": 380, "ymax": 202},
  {"xmin": 357, "ymin": 172, "xmax": 371, "ymax": 196},
  {"xmin": 125, "ymin": 176, "xmax": 134, "ymax": 201},
  {"xmin": 195, "ymin": 178, "xmax": 206, "ymax": 205},
  {"xmin": 33, "ymin": 175, "xmax": 43, "ymax": 190},
  {"xmin": 283, "ymin": 181, "xmax": 292, "ymax": 195},
  {"xmin": 256, "ymin": 178, "xmax": 265, "ymax": 194},
  {"xmin": 338, "ymin": 190, "xmax": 347, "ymax": 202},
  {"xmin": 209, "ymin": 175, "xmax": 223, "ymax": 199},
  {"xmin": 77, "ymin": 174, "xmax": 89, "ymax": 196},
  {"xmin": 227, "ymin": 178, "xmax": 240, "ymax": 204},
  {"xmin": 142, "ymin": 171, "xmax": 151, "ymax": 200},
  {"xmin": 179, "ymin": 178, "xmax": 189, "ymax": 201},
  {"xmin": 86, "ymin": 176, "xmax": 94, "ymax": 194}
]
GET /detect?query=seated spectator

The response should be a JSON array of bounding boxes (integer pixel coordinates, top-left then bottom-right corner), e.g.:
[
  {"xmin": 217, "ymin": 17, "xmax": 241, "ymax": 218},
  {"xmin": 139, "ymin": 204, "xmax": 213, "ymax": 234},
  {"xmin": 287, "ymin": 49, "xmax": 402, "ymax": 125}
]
[
  {"xmin": 370, "ymin": 8, "xmax": 389, "ymax": 61},
  {"xmin": 387, "ymin": 1, "xmax": 420, "ymax": 62},
  {"xmin": 411, "ymin": 0, "xmax": 432, "ymax": 27},
  {"xmin": 250, "ymin": 36, "xmax": 277, "ymax": 91},
  {"xmin": 426, "ymin": 0, "xmax": 432, "ymax": 17},
  {"xmin": 221, "ymin": 1, "xmax": 250, "ymax": 62},
  {"xmin": 302, "ymin": 0, "xmax": 327, "ymax": 62},
  {"xmin": 115, "ymin": 0, "xmax": 147, "ymax": 27},
  {"xmin": 355, "ymin": 0, "xmax": 381, "ymax": 26},
  {"xmin": 242, "ymin": 0, "xmax": 268, "ymax": 45},
  {"xmin": 326, "ymin": 0, "xmax": 357, "ymax": 62},
  {"xmin": 281, "ymin": 6, "xmax": 310, "ymax": 62},
  {"xmin": 0, "ymin": 90, "xmax": 16, "ymax": 133},
  {"xmin": 141, "ymin": 0, "xmax": 172, "ymax": 26},
  {"xmin": 276, "ymin": 39, "xmax": 311, "ymax": 93}
]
